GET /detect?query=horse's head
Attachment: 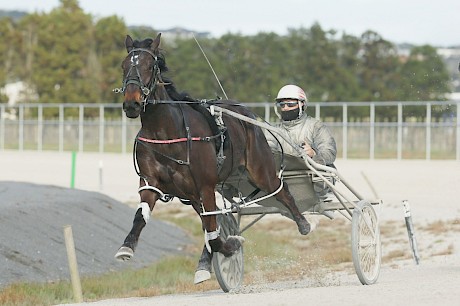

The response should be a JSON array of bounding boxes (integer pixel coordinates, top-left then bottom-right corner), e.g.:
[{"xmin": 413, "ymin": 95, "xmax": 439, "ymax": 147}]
[{"xmin": 120, "ymin": 33, "xmax": 163, "ymax": 118}]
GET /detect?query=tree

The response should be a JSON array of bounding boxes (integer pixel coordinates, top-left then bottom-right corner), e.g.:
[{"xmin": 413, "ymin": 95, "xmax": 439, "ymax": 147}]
[
  {"xmin": 23, "ymin": 0, "xmax": 98, "ymax": 104},
  {"xmin": 399, "ymin": 45, "xmax": 451, "ymax": 101},
  {"xmin": 1, "ymin": 5, "xmax": 453, "ymax": 109},
  {"xmin": 336, "ymin": 33, "xmax": 364, "ymax": 102},
  {"xmin": 166, "ymin": 36, "xmax": 219, "ymax": 99},
  {"xmin": 357, "ymin": 31, "xmax": 400, "ymax": 102},
  {"xmin": 0, "ymin": 17, "xmax": 16, "ymax": 102},
  {"xmin": 94, "ymin": 16, "xmax": 128, "ymax": 103}
]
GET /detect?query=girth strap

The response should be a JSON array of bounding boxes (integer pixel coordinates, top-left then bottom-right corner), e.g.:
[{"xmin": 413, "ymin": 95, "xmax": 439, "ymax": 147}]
[{"xmin": 137, "ymin": 133, "xmax": 222, "ymax": 144}]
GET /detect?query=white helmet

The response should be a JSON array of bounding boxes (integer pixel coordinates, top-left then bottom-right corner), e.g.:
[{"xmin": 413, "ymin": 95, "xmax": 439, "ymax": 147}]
[
  {"xmin": 274, "ymin": 84, "xmax": 307, "ymax": 120},
  {"xmin": 275, "ymin": 84, "xmax": 307, "ymax": 102}
]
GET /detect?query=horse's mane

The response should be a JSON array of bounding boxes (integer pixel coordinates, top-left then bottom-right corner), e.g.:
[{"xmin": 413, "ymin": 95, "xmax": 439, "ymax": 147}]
[
  {"xmin": 133, "ymin": 38, "xmax": 196, "ymax": 102},
  {"xmin": 163, "ymin": 76, "xmax": 196, "ymax": 102}
]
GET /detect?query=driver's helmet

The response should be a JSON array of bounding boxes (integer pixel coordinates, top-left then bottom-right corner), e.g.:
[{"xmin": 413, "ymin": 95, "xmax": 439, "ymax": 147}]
[
  {"xmin": 274, "ymin": 85, "xmax": 307, "ymax": 120},
  {"xmin": 275, "ymin": 84, "xmax": 307, "ymax": 102}
]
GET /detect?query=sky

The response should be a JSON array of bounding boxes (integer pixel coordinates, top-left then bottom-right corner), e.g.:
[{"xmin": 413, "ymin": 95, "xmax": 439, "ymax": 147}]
[{"xmin": 1, "ymin": 0, "xmax": 459, "ymax": 47}]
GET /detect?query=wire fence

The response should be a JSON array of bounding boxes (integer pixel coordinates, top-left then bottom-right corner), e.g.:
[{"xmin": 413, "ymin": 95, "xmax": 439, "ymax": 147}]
[{"xmin": 1, "ymin": 101, "xmax": 459, "ymax": 160}]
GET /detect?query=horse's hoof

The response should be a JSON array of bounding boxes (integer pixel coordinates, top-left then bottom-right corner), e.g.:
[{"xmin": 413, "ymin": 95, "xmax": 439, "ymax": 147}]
[
  {"xmin": 115, "ymin": 246, "xmax": 134, "ymax": 261},
  {"xmin": 297, "ymin": 219, "xmax": 311, "ymax": 235},
  {"xmin": 223, "ymin": 235, "xmax": 245, "ymax": 257},
  {"xmin": 228, "ymin": 235, "xmax": 245, "ymax": 245},
  {"xmin": 194, "ymin": 269, "xmax": 211, "ymax": 284}
]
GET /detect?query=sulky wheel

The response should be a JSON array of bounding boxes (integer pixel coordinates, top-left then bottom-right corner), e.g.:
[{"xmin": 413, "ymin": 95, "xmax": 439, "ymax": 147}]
[
  {"xmin": 212, "ymin": 213, "xmax": 244, "ymax": 292},
  {"xmin": 351, "ymin": 200, "xmax": 381, "ymax": 285}
]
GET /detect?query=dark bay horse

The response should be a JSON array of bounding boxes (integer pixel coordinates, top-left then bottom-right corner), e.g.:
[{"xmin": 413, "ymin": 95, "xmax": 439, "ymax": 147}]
[{"xmin": 115, "ymin": 33, "xmax": 311, "ymax": 283}]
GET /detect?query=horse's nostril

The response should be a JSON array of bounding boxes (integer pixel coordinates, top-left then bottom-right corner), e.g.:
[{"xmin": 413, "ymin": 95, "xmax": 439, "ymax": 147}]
[
  {"xmin": 122, "ymin": 101, "xmax": 141, "ymax": 118},
  {"xmin": 123, "ymin": 101, "xmax": 137, "ymax": 109}
]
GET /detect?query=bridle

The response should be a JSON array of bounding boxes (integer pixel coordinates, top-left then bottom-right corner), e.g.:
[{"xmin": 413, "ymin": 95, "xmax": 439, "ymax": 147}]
[{"xmin": 114, "ymin": 48, "xmax": 161, "ymax": 103}]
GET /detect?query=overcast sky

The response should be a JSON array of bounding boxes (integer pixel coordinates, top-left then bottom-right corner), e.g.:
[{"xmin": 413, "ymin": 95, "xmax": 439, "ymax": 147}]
[{"xmin": 2, "ymin": 0, "xmax": 459, "ymax": 47}]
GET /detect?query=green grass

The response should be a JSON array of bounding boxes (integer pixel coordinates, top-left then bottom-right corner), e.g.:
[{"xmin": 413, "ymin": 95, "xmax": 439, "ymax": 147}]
[{"xmin": 0, "ymin": 256, "xmax": 203, "ymax": 306}]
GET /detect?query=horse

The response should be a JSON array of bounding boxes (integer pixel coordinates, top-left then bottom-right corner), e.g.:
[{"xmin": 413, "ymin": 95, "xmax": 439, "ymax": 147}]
[{"xmin": 114, "ymin": 33, "xmax": 311, "ymax": 284}]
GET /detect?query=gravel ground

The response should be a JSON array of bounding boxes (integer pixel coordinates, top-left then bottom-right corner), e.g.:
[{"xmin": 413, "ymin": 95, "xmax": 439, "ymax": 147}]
[
  {"xmin": 1, "ymin": 151, "xmax": 459, "ymax": 305},
  {"xmin": 0, "ymin": 180, "xmax": 190, "ymax": 287}
]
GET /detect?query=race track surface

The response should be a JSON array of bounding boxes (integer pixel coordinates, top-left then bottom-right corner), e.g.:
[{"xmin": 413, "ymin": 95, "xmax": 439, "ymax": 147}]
[{"xmin": 1, "ymin": 151, "xmax": 459, "ymax": 305}]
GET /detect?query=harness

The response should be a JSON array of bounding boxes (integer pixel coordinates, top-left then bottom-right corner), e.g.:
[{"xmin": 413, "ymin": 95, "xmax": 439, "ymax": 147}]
[
  {"xmin": 115, "ymin": 47, "xmax": 229, "ymax": 203},
  {"xmin": 134, "ymin": 111, "xmax": 225, "ymax": 167},
  {"xmin": 113, "ymin": 48, "xmax": 161, "ymax": 101},
  {"xmin": 133, "ymin": 104, "xmax": 227, "ymax": 206}
]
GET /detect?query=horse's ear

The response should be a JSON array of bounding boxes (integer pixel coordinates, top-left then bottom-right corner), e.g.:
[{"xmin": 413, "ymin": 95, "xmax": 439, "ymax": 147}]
[
  {"xmin": 151, "ymin": 33, "xmax": 161, "ymax": 51},
  {"xmin": 125, "ymin": 35, "xmax": 134, "ymax": 52}
]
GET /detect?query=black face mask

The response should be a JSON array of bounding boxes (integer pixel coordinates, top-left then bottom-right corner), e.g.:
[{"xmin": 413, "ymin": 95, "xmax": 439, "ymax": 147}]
[{"xmin": 281, "ymin": 109, "xmax": 300, "ymax": 121}]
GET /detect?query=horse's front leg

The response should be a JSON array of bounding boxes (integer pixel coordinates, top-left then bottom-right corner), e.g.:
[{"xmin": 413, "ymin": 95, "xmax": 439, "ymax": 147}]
[
  {"xmin": 115, "ymin": 186, "xmax": 159, "ymax": 261},
  {"xmin": 194, "ymin": 245, "xmax": 213, "ymax": 284},
  {"xmin": 186, "ymin": 200, "xmax": 213, "ymax": 284},
  {"xmin": 201, "ymin": 188, "xmax": 244, "ymax": 258}
]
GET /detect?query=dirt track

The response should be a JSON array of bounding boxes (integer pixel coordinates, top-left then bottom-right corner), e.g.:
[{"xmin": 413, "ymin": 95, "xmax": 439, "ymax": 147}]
[
  {"xmin": 1, "ymin": 151, "xmax": 459, "ymax": 305},
  {"xmin": 63, "ymin": 256, "xmax": 460, "ymax": 306}
]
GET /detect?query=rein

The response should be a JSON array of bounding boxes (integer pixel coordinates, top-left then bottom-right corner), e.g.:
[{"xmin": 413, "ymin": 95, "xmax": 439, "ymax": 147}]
[{"xmin": 142, "ymin": 98, "xmax": 244, "ymax": 107}]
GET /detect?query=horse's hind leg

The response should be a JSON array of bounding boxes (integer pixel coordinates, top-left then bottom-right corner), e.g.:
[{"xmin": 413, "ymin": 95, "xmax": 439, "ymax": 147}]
[
  {"xmin": 251, "ymin": 173, "xmax": 311, "ymax": 235},
  {"xmin": 275, "ymin": 182, "xmax": 311, "ymax": 235},
  {"xmin": 245, "ymin": 136, "xmax": 310, "ymax": 235},
  {"xmin": 115, "ymin": 187, "xmax": 159, "ymax": 261}
]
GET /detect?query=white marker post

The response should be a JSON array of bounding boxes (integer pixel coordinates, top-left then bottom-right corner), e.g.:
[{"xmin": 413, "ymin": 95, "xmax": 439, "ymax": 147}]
[
  {"xmin": 403, "ymin": 200, "xmax": 420, "ymax": 265},
  {"xmin": 63, "ymin": 225, "xmax": 83, "ymax": 302},
  {"xmin": 99, "ymin": 160, "xmax": 104, "ymax": 191}
]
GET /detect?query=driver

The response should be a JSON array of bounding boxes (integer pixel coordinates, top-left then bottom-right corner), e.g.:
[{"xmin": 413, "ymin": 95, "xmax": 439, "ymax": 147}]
[{"xmin": 265, "ymin": 84, "xmax": 337, "ymax": 198}]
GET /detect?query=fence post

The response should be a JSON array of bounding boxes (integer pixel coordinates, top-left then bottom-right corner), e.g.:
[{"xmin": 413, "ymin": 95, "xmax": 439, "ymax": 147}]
[
  {"xmin": 59, "ymin": 105, "xmax": 64, "ymax": 152},
  {"xmin": 342, "ymin": 104, "xmax": 348, "ymax": 160},
  {"xmin": 397, "ymin": 103, "xmax": 402, "ymax": 160},
  {"xmin": 265, "ymin": 103, "xmax": 271, "ymax": 122},
  {"xmin": 122, "ymin": 108, "xmax": 127, "ymax": 154},
  {"xmin": 457, "ymin": 101, "xmax": 460, "ymax": 161},
  {"xmin": 19, "ymin": 104, "xmax": 24, "ymax": 151},
  {"xmin": 79, "ymin": 104, "xmax": 84, "ymax": 152},
  {"xmin": 99, "ymin": 105, "xmax": 104, "ymax": 153},
  {"xmin": 0, "ymin": 104, "xmax": 4, "ymax": 150},
  {"xmin": 426, "ymin": 103, "xmax": 431, "ymax": 160},
  {"xmin": 370, "ymin": 103, "xmax": 375, "ymax": 160},
  {"xmin": 38, "ymin": 105, "xmax": 43, "ymax": 151}
]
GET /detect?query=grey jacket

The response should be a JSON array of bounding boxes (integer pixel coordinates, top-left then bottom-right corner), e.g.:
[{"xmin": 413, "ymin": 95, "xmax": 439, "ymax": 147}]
[{"xmin": 265, "ymin": 113, "xmax": 337, "ymax": 165}]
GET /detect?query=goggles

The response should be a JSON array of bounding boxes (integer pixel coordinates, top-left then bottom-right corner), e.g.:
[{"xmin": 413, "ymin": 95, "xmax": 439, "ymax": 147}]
[{"xmin": 276, "ymin": 101, "xmax": 299, "ymax": 108}]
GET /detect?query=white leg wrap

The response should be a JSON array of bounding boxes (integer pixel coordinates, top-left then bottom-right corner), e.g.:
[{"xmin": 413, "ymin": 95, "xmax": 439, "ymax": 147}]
[
  {"xmin": 204, "ymin": 227, "xmax": 220, "ymax": 253},
  {"xmin": 137, "ymin": 202, "xmax": 150, "ymax": 223}
]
